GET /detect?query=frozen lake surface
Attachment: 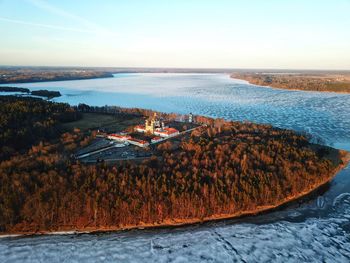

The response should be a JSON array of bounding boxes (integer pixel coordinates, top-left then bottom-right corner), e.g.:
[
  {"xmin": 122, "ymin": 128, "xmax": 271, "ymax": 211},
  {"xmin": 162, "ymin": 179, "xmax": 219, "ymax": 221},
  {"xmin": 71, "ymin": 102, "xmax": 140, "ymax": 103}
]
[
  {"xmin": 1, "ymin": 73, "xmax": 350, "ymax": 262},
  {"xmin": 3, "ymin": 73, "xmax": 349, "ymax": 150}
]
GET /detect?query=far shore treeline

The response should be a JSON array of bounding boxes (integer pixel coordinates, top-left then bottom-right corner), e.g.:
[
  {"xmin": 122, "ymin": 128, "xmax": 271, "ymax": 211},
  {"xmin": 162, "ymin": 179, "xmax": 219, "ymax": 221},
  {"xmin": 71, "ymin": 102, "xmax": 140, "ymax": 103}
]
[
  {"xmin": 0, "ymin": 86, "xmax": 61, "ymax": 99},
  {"xmin": 0, "ymin": 95, "xmax": 346, "ymax": 234},
  {"xmin": 232, "ymin": 72, "xmax": 350, "ymax": 93},
  {"xmin": 0, "ymin": 69, "xmax": 113, "ymax": 84}
]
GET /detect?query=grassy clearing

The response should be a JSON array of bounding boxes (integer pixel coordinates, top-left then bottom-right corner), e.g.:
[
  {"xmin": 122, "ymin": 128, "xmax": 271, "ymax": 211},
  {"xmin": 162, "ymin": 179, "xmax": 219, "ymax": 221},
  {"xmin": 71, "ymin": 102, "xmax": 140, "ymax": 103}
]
[{"xmin": 62, "ymin": 113, "xmax": 144, "ymax": 132}]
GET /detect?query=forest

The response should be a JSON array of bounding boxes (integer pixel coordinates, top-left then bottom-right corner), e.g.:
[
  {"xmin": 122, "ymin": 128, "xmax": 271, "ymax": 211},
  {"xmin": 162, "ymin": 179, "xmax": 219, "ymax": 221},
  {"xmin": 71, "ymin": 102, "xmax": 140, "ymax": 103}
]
[
  {"xmin": 0, "ymin": 86, "xmax": 30, "ymax": 93},
  {"xmin": 31, "ymin": 90, "xmax": 62, "ymax": 99},
  {"xmin": 0, "ymin": 96, "xmax": 80, "ymax": 160},
  {"xmin": 232, "ymin": 72, "xmax": 350, "ymax": 93},
  {"xmin": 0, "ymin": 96, "xmax": 346, "ymax": 233},
  {"xmin": 0, "ymin": 86, "xmax": 61, "ymax": 99},
  {"xmin": 0, "ymin": 68, "xmax": 113, "ymax": 84}
]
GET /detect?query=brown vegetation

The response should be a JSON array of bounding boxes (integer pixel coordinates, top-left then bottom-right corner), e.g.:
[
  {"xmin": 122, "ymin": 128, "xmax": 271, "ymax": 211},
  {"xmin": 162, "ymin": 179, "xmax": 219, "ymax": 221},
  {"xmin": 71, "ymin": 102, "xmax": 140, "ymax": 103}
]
[
  {"xmin": 232, "ymin": 72, "xmax": 350, "ymax": 93},
  {"xmin": 0, "ymin": 96, "xmax": 347, "ymax": 234},
  {"xmin": 0, "ymin": 68, "xmax": 113, "ymax": 84}
]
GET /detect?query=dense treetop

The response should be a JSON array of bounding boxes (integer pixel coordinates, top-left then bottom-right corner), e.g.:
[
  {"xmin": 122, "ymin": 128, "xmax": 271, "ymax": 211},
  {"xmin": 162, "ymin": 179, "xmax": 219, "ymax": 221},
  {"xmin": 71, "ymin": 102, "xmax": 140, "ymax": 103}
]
[{"xmin": 0, "ymin": 96, "xmax": 344, "ymax": 233}]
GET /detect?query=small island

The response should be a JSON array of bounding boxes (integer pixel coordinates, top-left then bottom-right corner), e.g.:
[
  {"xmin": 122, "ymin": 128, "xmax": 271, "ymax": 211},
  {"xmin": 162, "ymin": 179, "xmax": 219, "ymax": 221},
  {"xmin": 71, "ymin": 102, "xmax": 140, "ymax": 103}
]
[
  {"xmin": 231, "ymin": 72, "xmax": 350, "ymax": 93},
  {"xmin": 31, "ymin": 90, "xmax": 61, "ymax": 99},
  {"xmin": 0, "ymin": 95, "xmax": 348, "ymax": 235},
  {"xmin": 0, "ymin": 86, "xmax": 61, "ymax": 99},
  {"xmin": 0, "ymin": 86, "xmax": 30, "ymax": 93}
]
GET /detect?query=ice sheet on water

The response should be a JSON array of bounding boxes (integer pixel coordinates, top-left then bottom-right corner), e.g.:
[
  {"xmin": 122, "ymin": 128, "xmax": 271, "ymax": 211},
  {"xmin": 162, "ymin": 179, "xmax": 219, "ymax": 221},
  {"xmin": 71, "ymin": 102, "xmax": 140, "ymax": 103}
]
[
  {"xmin": 1, "ymin": 194, "xmax": 350, "ymax": 263},
  {"xmin": 3, "ymin": 73, "xmax": 350, "ymax": 149},
  {"xmin": 1, "ymin": 74, "xmax": 350, "ymax": 262}
]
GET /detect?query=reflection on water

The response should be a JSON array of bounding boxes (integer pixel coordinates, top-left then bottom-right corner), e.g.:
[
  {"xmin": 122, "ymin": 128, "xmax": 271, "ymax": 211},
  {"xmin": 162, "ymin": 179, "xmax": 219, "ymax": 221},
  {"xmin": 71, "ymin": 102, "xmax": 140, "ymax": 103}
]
[{"xmin": 1, "ymin": 73, "xmax": 350, "ymax": 262}]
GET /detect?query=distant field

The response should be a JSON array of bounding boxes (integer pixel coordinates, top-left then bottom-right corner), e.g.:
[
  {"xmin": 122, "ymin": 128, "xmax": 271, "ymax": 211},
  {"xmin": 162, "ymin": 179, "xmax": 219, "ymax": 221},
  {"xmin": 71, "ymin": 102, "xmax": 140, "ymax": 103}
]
[{"xmin": 62, "ymin": 113, "xmax": 143, "ymax": 132}]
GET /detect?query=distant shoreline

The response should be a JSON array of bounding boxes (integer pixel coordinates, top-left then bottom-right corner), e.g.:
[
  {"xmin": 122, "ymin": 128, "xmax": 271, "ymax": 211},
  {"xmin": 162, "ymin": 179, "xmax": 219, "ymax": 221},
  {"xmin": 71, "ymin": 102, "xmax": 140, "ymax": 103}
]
[
  {"xmin": 2, "ymin": 151, "xmax": 349, "ymax": 238},
  {"xmin": 231, "ymin": 77, "xmax": 350, "ymax": 95},
  {"xmin": 0, "ymin": 73, "xmax": 114, "ymax": 85},
  {"xmin": 231, "ymin": 73, "xmax": 350, "ymax": 94},
  {"xmin": 2, "ymin": 70, "xmax": 350, "ymax": 95}
]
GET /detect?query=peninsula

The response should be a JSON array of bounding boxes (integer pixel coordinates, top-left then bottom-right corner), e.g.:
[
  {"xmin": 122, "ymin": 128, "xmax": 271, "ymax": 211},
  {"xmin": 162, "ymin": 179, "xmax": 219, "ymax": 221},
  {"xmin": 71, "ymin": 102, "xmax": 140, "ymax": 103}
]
[
  {"xmin": 0, "ymin": 95, "xmax": 348, "ymax": 235},
  {"xmin": 231, "ymin": 72, "xmax": 350, "ymax": 93}
]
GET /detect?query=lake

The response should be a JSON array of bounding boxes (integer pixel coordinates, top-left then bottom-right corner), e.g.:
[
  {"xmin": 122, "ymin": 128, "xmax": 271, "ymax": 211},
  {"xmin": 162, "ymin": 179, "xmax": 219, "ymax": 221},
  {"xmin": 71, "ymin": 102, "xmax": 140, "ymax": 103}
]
[{"xmin": 1, "ymin": 73, "xmax": 350, "ymax": 262}]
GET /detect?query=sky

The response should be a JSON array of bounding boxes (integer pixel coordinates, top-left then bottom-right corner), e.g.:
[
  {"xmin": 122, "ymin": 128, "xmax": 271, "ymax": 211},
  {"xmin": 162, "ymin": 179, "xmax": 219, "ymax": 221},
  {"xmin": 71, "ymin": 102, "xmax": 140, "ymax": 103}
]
[{"xmin": 0, "ymin": 0, "xmax": 350, "ymax": 69}]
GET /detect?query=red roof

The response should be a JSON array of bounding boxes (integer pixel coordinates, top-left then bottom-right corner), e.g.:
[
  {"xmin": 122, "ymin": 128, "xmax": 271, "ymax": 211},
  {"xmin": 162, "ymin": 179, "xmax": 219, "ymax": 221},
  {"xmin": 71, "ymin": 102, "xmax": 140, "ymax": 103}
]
[
  {"xmin": 128, "ymin": 138, "xmax": 148, "ymax": 144},
  {"xmin": 156, "ymin": 127, "xmax": 179, "ymax": 135},
  {"xmin": 164, "ymin": 128, "xmax": 178, "ymax": 133}
]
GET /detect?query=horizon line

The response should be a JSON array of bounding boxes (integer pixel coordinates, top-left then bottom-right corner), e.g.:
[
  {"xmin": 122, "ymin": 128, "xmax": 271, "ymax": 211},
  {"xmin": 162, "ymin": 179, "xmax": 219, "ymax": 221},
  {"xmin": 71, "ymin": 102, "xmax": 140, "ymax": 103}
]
[{"xmin": 1, "ymin": 65, "xmax": 350, "ymax": 72}]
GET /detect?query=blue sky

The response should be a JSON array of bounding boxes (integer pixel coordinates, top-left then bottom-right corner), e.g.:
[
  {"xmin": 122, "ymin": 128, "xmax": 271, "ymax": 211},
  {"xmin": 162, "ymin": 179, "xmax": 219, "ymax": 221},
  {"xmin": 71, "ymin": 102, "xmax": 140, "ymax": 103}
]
[{"xmin": 0, "ymin": 0, "xmax": 350, "ymax": 69}]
